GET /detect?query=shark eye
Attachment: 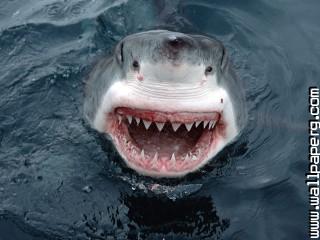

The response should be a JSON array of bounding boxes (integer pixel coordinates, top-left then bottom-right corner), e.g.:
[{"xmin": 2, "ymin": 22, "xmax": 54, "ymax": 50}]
[
  {"xmin": 205, "ymin": 66, "xmax": 213, "ymax": 74},
  {"xmin": 132, "ymin": 60, "xmax": 140, "ymax": 70}
]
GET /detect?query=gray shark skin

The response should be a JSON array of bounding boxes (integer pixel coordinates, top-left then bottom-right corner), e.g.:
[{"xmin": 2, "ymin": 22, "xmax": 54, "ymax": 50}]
[{"xmin": 84, "ymin": 30, "xmax": 247, "ymax": 177}]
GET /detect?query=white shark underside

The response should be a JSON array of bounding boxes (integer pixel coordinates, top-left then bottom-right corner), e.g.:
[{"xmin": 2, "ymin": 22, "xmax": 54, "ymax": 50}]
[{"xmin": 84, "ymin": 30, "xmax": 246, "ymax": 178}]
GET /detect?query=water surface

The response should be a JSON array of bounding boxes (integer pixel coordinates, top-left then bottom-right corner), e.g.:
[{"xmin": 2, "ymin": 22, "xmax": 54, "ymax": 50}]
[{"xmin": 0, "ymin": 0, "xmax": 318, "ymax": 239}]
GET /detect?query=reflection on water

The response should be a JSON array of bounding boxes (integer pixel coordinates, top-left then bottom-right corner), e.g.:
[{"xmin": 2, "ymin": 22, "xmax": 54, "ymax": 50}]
[{"xmin": 0, "ymin": 0, "xmax": 318, "ymax": 239}]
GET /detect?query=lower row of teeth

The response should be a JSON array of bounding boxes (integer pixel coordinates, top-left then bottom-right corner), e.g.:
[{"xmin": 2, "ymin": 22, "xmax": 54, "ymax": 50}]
[
  {"xmin": 141, "ymin": 150, "xmax": 198, "ymax": 162},
  {"xmin": 122, "ymin": 138, "xmax": 200, "ymax": 165},
  {"xmin": 136, "ymin": 149, "xmax": 199, "ymax": 168},
  {"xmin": 118, "ymin": 115, "xmax": 216, "ymax": 132}
]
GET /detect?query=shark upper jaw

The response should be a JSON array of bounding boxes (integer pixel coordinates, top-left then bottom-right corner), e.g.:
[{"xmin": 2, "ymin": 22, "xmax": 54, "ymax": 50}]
[{"xmin": 103, "ymin": 107, "xmax": 229, "ymax": 178}]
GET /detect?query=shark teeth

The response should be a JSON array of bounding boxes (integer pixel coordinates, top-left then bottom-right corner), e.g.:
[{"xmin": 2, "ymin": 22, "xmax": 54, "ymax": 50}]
[
  {"xmin": 191, "ymin": 155, "xmax": 197, "ymax": 161},
  {"xmin": 127, "ymin": 115, "xmax": 132, "ymax": 124},
  {"xmin": 171, "ymin": 122, "xmax": 181, "ymax": 132},
  {"xmin": 209, "ymin": 120, "xmax": 216, "ymax": 129},
  {"xmin": 135, "ymin": 117, "xmax": 141, "ymax": 125},
  {"xmin": 171, "ymin": 153, "xmax": 176, "ymax": 162},
  {"xmin": 203, "ymin": 120, "xmax": 209, "ymax": 128},
  {"xmin": 155, "ymin": 122, "xmax": 165, "ymax": 131},
  {"xmin": 151, "ymin": 152, "xmax": 158, "ymax": 168},
  {"xmin": 184, "ymin": 123, "xmax": 193, "ymax": 131},
  {"xmin": 142, "ymin": 120, "xmax": 152, "ymax": 129},
  {"xmin": 195, "ymin": 121, "xmax": 202, "ymax": 127},
  {"xmin": 120, "ymin": 114, "xmax": 218, "ymax": 131},
  {"xmin": 115, "ymin": 111, "xmax": 220, "ymax": 172},
  {"xmin": 170, "ymin": 153, "xmax": 176, "ymax": 168}
]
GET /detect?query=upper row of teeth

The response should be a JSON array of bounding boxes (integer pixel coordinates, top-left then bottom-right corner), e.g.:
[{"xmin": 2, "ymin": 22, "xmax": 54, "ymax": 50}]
[{"xmin": 118, "ymin": 115, "xmax": 217, "ymax": 132}]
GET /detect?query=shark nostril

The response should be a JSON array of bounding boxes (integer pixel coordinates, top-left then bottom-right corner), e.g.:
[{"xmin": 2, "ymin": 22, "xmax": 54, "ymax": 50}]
[
  {"xmin": 169, "ymin": 37, "xmax": 181, "ymax": 47},
  {"xmin": 166, "ymin": 36, "xmax": 187, "ymax": 49}
]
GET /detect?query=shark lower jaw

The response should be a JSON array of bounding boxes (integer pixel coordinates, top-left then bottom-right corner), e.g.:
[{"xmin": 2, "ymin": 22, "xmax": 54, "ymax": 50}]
[{"xmin": 105, "ymin": 107, "xmax": 226, "ymax": 178}]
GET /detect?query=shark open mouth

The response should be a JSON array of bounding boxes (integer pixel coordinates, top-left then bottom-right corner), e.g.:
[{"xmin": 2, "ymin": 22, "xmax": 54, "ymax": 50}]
[{"xmin": 107, "ymin": 107, "xmax": 225, "ymax": 177}]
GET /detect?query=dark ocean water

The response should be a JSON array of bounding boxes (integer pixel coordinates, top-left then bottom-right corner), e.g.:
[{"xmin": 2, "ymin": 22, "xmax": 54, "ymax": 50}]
[{"xmin": 0, "ymin": 0, "xmax": 319, "ymax": 239}]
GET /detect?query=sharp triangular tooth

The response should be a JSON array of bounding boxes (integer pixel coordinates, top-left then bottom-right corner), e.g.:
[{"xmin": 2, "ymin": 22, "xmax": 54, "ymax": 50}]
[
  {"xmin": 170, "ymin": 153, "xmax": 176, "ymax": 169},
  {"xmin": 203, "ymin": 120, "xmax": 209, "ymax": 128},
  {"xmin": 185, "ymin": 123, "xmax": 193, "ymax": 131},
  {"xmin": 153, "ymin": 152, "xmax": 158, "ymax": 161},
  {"xmin": 171, "ymin": 122, "xmax": 181, "ymax": 131},
  {"xmin": 135, "ymin": 117, "xmax": 140, "ymax": 125},
  {"xmin": 209, "ymin": 120, "xmax": 214, "ymax": 129},
  {"xmin": 195, "ymin": 121, "xmax": 202, "ymax": 127},
  {"xmin": 127, "ymin": 115, "xmax": 132, "ymax": 124},
  {"xmin": 118, "ymin": 116, "xmax": 122, "ymax": 124},
  {"xmin": 192, "ymin": 155, "xmax": 197, "ymax": 161},
  {"xmin": 143, "ymin": 120, "xmax": 152, "ymax": 129},
  {"xmin": 152, "ymin": 152, "xmax": 158, "ymax": 167},
  {"xmin": 185, "ymin": 153, "xmax": 190, "ymax": 161},
  {"xmin": 155, "ymin": 122, "xmax": 165, "ymax": 131},
  {"xmin": 140, "ymin": 149, "xmax": 145, "ymax": 159},
  {"xmin": 171, "ymin": 153, "xmax": 176, "ymax": 162},
  {"xmin": 210, "ymin": 120, "xmax": 216, "ymax": 129}
]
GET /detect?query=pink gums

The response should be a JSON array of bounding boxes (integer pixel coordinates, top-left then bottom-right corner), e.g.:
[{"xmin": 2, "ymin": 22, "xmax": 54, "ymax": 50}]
[{"xmin": 105, "ymin": 107, "xmax": 226, "ymax": 176}]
